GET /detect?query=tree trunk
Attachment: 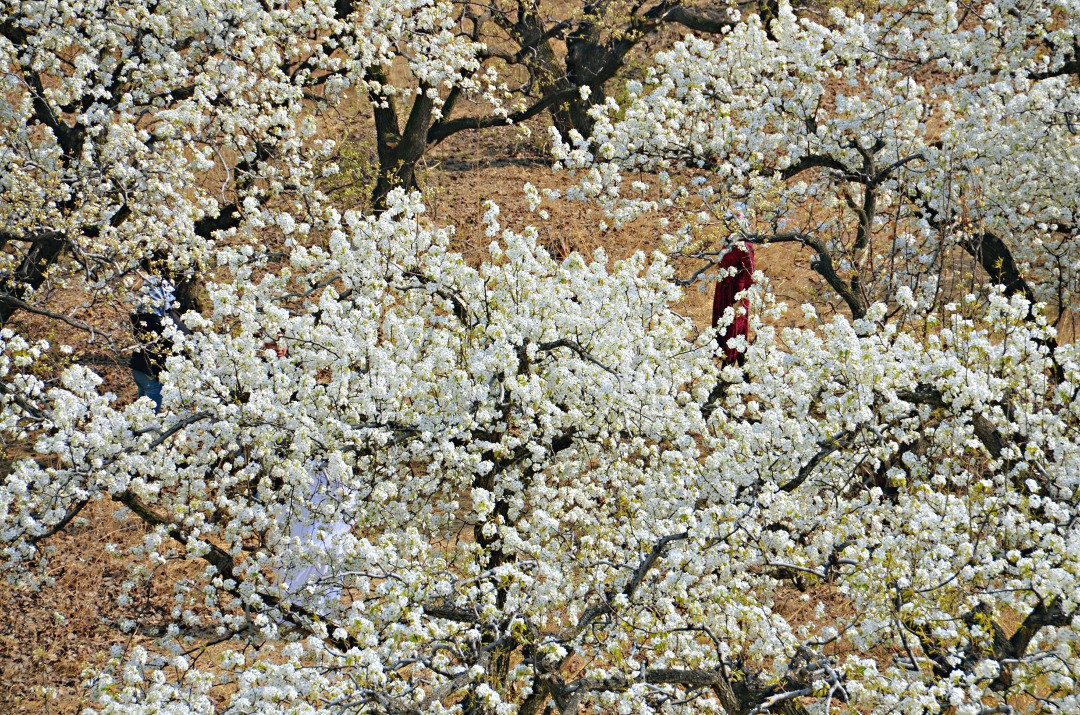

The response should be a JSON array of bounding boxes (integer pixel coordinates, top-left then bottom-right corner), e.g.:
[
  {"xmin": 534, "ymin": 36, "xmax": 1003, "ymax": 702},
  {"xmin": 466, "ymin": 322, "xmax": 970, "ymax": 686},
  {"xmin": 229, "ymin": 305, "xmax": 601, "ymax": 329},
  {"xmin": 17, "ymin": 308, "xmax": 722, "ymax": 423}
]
[
  {"xmin": 549, "ymin": 85, "xmax": 604, "ymax": 141},
  {"xmin": 0, "ymin": 233, "xmax": 67, "ymax": 324},
  {"xmin": 371, "ymin": 157, "xmax": 422, "ymax": 212},
  {"xmin": 961, "ymin": 230, "xmax": 1062, "ymax": 380},
  {"xmin": 369, "ymin": 72, "xmax": 435, "ymax": 212},
  {"xmin": 171, "ymin": 270, "xmax": 206, "ymax": 315},
  {"xmin": 557, "ymin": 20, "xmax": 608, "ymax": 139},
  {"xmin": 959, "ymin": 231, "xmax": 1038, "ymax": 306}
]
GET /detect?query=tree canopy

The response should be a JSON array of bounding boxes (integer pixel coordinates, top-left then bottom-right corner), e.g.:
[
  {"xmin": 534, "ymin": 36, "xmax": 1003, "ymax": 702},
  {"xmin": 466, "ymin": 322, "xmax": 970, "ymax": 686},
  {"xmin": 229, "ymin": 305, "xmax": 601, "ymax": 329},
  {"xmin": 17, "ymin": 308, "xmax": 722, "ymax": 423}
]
[{"xmin": 1, "ymin": 0, "xmax": 1079, "ymax": 714}]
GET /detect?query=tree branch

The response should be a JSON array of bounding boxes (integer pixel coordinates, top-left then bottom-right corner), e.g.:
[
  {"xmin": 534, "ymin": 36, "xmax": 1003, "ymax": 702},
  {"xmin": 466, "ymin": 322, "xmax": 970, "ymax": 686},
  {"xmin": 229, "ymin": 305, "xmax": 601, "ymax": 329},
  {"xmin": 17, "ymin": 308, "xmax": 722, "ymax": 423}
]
[
  {"xmin": 662, "ymin": 5, "xmax": 736, "ymax": 33},
  {"xmin": 624, "ymin": 531, "xmax": 690, "ymax": 600},
  {"xmin": 115, "ymin": 488, "xmax": 235, "ymax": 581},
  {"xmin": 427, "ymin": 87, "xmax": 582, "ymax": 144},
  {"xmin": 563, "ymin": 531, "xmax": 689, "ymax": 639},
  {"xmin": 28, "ymin": 497, "xmax": 91, "ymax": 544},
  {"xmin": 746, "ymin": 233, "xmax": 867, "ymax": 319},
  {"xmin": 0, "ymin": 379, "xmax": 54, "ymax": 421},
  {"xmin": 194, "ymin": 203, "xmax": 241, "ymax": 239},
  {"xmin": 0, "ymin": 295, "xmax": 105, "ymax": 336},
  {"xmin": 1009, "ymin": 597, "xmax": 1071, "ymax": 658},
  {"xmin": 422, "ymin": 603, "xmax": 478, "ymax": 622},
  {"xmin": 746, "ymin": 687, "xmax": 814, "ymax": 715},
  {"xmin": 537, "ymin": 338, "xmax": 618, "ymax": 376},
  {"xmin": 1028, "ymin": 57, "xmax": 1080, "ymax": 81},
  {"xmin": 896, "ymin": 386, "xmax": 1004, "ymax": 459},
  {"xmin": 871, "ymin": 153, "xmax": 924, "ymax": 186},
  {"xmin": 778, "ymin": 429, "xmax": 858, "ymax": 492},
  {"xmin": 133, "ymin": 411, "xmax": 215, "ymax": 450},
  {"xmin": 781, "ymin": 154, "xmax": 852, "ymax": 181}
]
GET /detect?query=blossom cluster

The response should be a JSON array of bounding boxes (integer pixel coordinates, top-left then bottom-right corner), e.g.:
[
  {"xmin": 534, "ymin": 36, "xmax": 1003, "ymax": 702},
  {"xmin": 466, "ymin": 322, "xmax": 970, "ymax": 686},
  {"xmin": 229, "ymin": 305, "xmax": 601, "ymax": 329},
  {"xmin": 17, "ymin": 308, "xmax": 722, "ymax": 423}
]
[
  {"xmin": 1, "ymin": 189, "xmax": 1078, "ymax": 713},
  {"xmin": 1, "ymin": 0, "xmax": 1079, "ymax": 711},
  {"xmin": 556, "ymin": 0, "xmax": 1080, "ymax": 317},
  {"xmin": 0, "ymin": 0, "xmax": 487, "ymax": 309}
]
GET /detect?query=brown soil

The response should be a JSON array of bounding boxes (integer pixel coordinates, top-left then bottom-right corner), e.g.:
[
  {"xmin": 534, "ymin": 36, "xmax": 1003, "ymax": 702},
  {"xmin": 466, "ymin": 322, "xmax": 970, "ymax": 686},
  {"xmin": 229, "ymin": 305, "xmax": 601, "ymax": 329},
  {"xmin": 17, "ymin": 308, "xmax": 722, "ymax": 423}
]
[
  {"xmin": 0, "ymin": 100, "xmax": 844, "ymax": 715},
  {"xmin": 1, "ymin": 500, "xmax": 152, "ymax": 714}
]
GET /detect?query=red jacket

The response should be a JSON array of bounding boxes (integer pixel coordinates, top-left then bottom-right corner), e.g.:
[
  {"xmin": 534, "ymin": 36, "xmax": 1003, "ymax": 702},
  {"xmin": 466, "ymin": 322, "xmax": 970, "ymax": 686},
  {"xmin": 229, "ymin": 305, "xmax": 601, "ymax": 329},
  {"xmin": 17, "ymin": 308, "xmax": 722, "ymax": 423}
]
[{"xmin": 712, "ymin": 242, "xmax": 755, "ymax": 363}]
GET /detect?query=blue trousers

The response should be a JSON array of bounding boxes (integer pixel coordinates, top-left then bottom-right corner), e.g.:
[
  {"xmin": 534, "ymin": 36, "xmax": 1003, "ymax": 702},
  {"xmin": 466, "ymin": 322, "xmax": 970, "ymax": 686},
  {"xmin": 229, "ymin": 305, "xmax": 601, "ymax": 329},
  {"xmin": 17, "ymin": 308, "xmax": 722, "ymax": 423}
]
[{"xmin": 131, "ymin": 369, "xmax": 163, "ymax": 413}]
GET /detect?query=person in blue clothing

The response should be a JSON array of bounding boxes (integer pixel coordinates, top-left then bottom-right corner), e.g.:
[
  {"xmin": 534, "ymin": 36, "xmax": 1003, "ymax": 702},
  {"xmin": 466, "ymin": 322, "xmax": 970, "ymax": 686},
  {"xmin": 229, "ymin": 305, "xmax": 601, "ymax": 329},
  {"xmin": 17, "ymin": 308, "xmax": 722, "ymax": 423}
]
[{"xmin": 129, "ymin": 270, "xmax": 184, "ymax": 413}]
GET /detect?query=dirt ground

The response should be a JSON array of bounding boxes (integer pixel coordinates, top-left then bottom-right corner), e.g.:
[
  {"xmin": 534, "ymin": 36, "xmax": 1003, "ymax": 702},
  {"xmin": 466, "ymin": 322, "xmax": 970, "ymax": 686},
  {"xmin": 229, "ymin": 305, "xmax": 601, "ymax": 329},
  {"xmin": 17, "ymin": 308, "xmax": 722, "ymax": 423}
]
[{"xmin": 0, "ymin": 104, "xmax": 829, "ymax": 714}]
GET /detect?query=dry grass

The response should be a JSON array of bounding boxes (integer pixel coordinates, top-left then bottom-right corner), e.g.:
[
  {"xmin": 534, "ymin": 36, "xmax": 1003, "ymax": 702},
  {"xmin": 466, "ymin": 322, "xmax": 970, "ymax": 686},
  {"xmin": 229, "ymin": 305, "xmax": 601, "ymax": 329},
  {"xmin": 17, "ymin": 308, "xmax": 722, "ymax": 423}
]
[
  {"xmin": 412, "ymin": 120, "xmax": 830, "ymax": 331},
  {"xmin": 0, "ymin": 84, "xmax": 1031, "ymax": 713},
  {"xmin": 0, "ymin": 500, "xmax": 152, "ymax": 714},
  {"xmin": 0, "ymin": 106, "xmax": 839, "ymax": 712}
]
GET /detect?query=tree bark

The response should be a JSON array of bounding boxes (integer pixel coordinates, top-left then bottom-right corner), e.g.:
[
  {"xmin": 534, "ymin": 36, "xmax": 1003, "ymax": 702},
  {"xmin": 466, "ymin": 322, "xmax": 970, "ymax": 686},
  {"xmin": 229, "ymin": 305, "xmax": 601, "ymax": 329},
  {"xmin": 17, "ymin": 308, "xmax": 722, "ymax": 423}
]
[
  {"xmin": 0, "ymin": 233, "xmax": 68, "ymax": 324},
  {"xmin": 369, "ymin": 67, "xmax": 435, "ymax": 211},
  {"xmin": 958, "ymin": 231, "xmax": 1038, "ymax": 306}
]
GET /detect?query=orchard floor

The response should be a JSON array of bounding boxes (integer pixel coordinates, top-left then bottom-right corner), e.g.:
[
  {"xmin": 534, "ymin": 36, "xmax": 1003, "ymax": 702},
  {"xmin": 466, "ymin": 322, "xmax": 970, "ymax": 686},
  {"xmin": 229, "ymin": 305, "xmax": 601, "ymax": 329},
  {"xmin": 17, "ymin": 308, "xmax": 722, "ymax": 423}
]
[{"xmin": 1, "ymin": 122, "xmax": 831, "ymax": 714}]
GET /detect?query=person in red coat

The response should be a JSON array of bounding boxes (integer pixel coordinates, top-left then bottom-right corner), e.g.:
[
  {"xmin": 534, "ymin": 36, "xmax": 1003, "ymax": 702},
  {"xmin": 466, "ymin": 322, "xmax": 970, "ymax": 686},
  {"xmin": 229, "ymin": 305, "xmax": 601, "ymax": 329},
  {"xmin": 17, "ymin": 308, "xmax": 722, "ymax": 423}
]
[{"xmin": 712, "ymin": 241, "xmax": 755, "ymax": 364}]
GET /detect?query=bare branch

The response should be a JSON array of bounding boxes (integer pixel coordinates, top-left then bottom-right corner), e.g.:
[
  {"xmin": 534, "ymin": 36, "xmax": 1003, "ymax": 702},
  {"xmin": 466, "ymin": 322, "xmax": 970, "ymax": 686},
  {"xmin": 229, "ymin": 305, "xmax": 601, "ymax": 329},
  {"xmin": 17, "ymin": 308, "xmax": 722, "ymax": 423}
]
[
  {"xmin": 780, "ymin": 154, "xmax": 852, "ymax": 181},
  {"xmin": 663, "ymin": 5, "xmax": 736, "ymax": 33},
  {"xmin": 871, "ymin": 153, "xmax": 924, "ymax": 186},
  {"xmin": 427, "ymin": 87, "xmax": 582, "ymax": 144},
  {"xmin": 745, "ymin": 688, "xmax": 813, "ymax": 715},
  {"xmin": 745, "ymin": 233, "xmax": 867, "ymax": 319},
  {"xmin": 0, "ymin": 295, "xmax": 109, "ymax": 338}
]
